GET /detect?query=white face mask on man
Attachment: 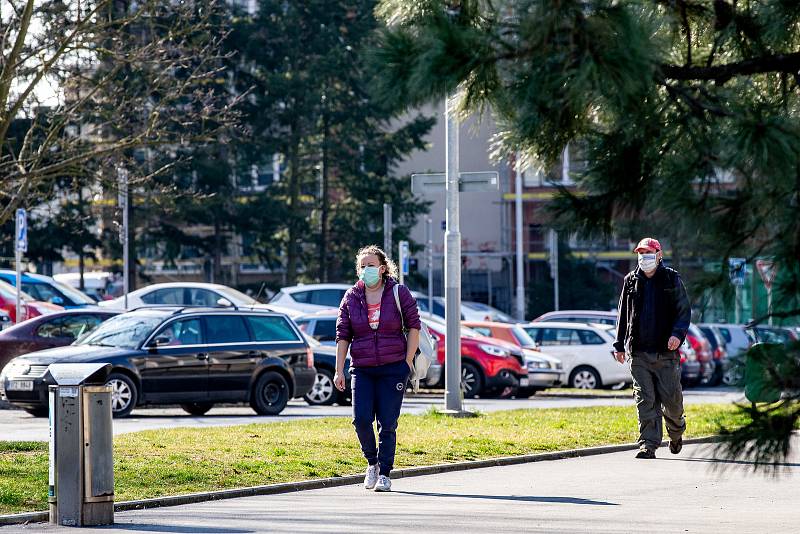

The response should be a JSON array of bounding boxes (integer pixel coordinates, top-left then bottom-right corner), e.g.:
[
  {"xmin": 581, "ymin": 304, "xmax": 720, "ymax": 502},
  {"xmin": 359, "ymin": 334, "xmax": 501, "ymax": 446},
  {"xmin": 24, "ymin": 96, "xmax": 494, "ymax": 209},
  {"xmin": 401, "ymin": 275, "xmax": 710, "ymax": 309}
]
[{"xmin": 638, "ymin": 253, "xmax": 658, "ymax": 272}]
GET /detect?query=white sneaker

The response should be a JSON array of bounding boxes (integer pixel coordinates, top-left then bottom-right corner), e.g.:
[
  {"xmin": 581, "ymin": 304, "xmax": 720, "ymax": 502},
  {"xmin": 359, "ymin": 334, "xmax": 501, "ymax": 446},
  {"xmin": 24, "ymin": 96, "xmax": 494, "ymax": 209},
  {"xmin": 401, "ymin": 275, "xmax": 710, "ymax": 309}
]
[
  {"xmin": 364, "ymin": 465, "xmax": 379, "ymax": 490},
  {"xmin": 374, "ymin": 475, "xmax": 392, "ymax": 492}
]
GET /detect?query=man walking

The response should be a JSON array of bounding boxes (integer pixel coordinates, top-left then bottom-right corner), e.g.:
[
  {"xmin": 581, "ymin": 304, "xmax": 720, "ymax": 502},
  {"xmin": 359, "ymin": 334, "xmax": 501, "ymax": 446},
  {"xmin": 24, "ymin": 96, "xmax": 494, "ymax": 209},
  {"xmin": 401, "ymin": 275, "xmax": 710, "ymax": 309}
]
[{"xmin": 614, "ymin": 238, "xmax": 691, "ymax": 459}]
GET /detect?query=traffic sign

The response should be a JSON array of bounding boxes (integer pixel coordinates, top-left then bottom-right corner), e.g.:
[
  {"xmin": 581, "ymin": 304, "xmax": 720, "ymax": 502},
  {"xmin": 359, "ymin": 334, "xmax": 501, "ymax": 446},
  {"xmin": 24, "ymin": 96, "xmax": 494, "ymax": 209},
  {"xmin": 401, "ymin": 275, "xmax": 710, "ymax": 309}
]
[
  {"xmin": 411, "ymin": 171, "xmax": 499, "ymax": 195},
  {"xmin": 15, "ymin": 209, "xmax": 27, "ymax": 253},
  {"xmin": 728, "ymin": 258, "xmax": 746, "ymax": 286},
  {"xmin": 756, "ymin": 260, "xmax": 777, "ymax": 290},
  {"xmin": 399, "ymin": 241, "xmax": 410, "ymax": 276}
]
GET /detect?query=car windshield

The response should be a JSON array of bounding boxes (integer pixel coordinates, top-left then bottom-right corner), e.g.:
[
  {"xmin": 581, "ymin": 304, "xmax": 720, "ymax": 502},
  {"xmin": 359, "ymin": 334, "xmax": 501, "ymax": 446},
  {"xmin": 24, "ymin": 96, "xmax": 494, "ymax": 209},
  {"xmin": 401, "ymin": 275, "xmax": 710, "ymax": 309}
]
[
  {"xmin": 216, "ymin": 286, "xmax": 260, "ymax": 306},
  {"xmin": 511, "ymin": 326, "xmax": 538, "ymax": 348},
  {"xmin": 50, "ymin": 279, "xmax": 97, "ymax": 304},
  {"xmin": 79, "ymin": 314, "xmax": 163, "ymax": 349}
]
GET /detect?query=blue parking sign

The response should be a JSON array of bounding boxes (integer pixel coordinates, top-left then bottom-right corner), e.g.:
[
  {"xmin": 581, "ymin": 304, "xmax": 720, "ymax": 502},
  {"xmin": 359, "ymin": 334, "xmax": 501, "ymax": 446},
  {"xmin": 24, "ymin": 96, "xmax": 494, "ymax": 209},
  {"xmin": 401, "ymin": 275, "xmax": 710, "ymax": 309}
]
[{"xmin": 15, "ymin": 209, "xmax": 27, "ymax": 253}]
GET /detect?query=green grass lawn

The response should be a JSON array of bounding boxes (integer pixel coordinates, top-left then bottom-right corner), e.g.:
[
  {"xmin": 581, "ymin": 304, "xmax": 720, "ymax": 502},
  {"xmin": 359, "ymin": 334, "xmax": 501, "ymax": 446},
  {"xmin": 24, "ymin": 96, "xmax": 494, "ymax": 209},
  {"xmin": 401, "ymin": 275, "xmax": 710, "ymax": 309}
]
[{"xmin": 0, "ymin": 404, "xmax": 748, "ymax": 515}]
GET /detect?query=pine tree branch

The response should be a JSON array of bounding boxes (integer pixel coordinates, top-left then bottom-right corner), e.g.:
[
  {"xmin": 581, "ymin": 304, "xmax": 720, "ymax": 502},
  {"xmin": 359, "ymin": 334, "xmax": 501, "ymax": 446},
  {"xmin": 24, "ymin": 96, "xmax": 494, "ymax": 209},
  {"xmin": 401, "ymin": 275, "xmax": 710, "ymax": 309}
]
[{"xmin": 661, "ymin": 52, "xmax": 800, "ymax": 83}]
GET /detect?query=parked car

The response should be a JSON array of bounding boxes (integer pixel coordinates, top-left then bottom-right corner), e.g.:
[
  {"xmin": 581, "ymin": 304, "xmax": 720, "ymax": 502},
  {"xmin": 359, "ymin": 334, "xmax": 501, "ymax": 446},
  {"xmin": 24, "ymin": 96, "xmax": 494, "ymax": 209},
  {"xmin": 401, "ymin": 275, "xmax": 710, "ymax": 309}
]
[
  {"xmin": 269, "ymin": 284, "xmax": 351, "ymax": 314},
  {"xmin": 686, "ymin": 324, "xmax": 714, "ymax": 385},
  {"xmin": 420, "ymin": 316, "xmax": 529, "ymax": 398},
  {"xmin": 698, "ymin": 324, "xmax": 730, "ymax": 386},
  {"xmin": 293, "ymin": 310, "xmax": 443, "ymax": 388},
  {"xmin": 461, "ymin": 301, "xmax": 515, "ymax": 323},
  {"xmin": 533, "ymin": 310, "xmax": 618, "ymax": 326},
  {"xmin": 462, "ymin": 320, "xmax": 542, "ymax": 350},
  {"xmin": 677, "ymin": 339, "xmax": 701, "ymax": 387},
  {"xmin": 520, "ymin": 322, "xmax": 632, "ymax": 389},
  {"xmin": 0, "ymin": 307, "xmax": 316, "ymax": 418},
  {"xmin": 99, "ymin": 282, "xmax": 271, "ymax": 311},
  {"xmin": 0, "ymin": 280, "xmax": 63, "ymax": 323},
  {"xmin": 457, "ymin": 320, "xmax": 562, "ymax": 396},
  {"xmin": 0, "ymin": 310, "xmax": 11, "ymax": 331},
  {"xmin": 748, "ymin": 326, "xmax": 798, "ymax": 345},
  {"xmin": 300, "ymin": 333, "xmax": 351, "ymax": 406},
  {"xmin": 0, "ymin": 270, "xmax": 96, "ymax": 308},
  {"xmin": 0, "ymin": 309, "xmax": 119, "ymax": 373},
  {"xmin": 53, "ymin": 271, "xmax": 117, "ymax": 302}
]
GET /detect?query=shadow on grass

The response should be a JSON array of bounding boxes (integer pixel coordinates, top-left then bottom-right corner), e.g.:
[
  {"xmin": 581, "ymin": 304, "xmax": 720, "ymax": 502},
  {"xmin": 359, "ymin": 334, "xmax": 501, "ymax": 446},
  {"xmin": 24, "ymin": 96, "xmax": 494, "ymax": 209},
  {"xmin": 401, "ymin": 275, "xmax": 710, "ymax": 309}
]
[{"xmin": 393, "ymin": 491, "xmax": 618, "ymax": 506}]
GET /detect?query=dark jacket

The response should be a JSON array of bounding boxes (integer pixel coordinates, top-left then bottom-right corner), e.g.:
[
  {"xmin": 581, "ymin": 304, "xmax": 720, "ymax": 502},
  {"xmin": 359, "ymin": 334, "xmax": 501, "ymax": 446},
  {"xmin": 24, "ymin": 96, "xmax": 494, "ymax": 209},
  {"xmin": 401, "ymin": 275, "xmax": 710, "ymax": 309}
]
[
  {"xmin": 614, "ymin": 264, "xmax": 691, "ymax": 354},
  {"xmin": 335, "ymin": 278, "xmax": 421, "ymax": 367}
]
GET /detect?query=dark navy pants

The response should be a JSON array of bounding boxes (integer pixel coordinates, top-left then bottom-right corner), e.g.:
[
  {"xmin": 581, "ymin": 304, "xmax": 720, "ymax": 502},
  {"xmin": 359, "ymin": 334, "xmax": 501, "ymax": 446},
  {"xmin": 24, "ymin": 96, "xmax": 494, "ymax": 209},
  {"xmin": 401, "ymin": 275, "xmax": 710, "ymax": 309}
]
[{"xmin": 351, "ymin": 359, "xmax": 410, "ymax": 476}]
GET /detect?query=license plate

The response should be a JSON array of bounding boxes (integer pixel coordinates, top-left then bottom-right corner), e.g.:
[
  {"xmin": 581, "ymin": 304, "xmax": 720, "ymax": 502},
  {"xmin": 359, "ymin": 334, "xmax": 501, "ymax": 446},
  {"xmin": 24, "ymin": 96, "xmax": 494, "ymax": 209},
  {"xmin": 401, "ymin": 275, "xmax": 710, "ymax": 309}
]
[
  {"xmin": 7, "ymin": 380, "xmax": 33, "ymax": 391},
  {"xmin": 519, "ymin": 378, "xmax": 530, "ymax": 387}
]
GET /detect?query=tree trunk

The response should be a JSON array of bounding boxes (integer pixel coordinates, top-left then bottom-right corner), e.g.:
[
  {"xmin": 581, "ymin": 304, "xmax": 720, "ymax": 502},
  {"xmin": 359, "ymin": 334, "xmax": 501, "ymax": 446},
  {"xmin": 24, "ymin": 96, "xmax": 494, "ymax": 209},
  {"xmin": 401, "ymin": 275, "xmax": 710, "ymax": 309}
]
[
  {"xmin": 318, "ymin": 109, "xmax": 329, "ymax": 283},
  {"xmin": 286, "ymin": 126, "xmax": 301, "ymax": 286}
]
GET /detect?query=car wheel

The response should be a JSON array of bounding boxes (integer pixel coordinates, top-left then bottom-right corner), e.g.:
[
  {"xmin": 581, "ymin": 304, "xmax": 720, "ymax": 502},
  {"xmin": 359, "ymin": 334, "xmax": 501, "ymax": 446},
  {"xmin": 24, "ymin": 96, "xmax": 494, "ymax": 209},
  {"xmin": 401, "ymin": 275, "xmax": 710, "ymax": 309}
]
[
  {"xmin": 569, "ymin": 366, "xmax": 602, "ymax": 390},
  {"xmin": 24, "ymin": 407, "xmax": 49, "ymax": 418},
  {"xmin": 180, "ymin": 402, "xmax": 214, "ymax": 416},
  {"xmin": 304, "ymin": 368, "xmax": 337, "ymax": 406},
  {"xmin": 250, "ymin": 371, "xmax": 290, "ymax": 415},
  {"xmin": 461, "ymin": 362, "xmax": 483, "ymax": 398},
  {"xmin": 106, "ymin": 373, "xmax": 138, "ymax": 418},
  {"xmin": 722, "ymin": 364, "xmax": 744, "ymax": 386}
]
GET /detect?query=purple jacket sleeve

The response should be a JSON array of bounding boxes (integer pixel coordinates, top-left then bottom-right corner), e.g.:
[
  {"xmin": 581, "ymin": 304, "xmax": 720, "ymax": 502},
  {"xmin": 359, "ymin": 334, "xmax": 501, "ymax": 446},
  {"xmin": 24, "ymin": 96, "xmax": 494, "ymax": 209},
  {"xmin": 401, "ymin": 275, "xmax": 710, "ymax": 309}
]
[
  {"xmin": 398, "ymin": 285, "xmax": 421, "ymax": 331},
  {"xmin": 335, "ymin": 291, "xmax": 353, "ymax": 343}
]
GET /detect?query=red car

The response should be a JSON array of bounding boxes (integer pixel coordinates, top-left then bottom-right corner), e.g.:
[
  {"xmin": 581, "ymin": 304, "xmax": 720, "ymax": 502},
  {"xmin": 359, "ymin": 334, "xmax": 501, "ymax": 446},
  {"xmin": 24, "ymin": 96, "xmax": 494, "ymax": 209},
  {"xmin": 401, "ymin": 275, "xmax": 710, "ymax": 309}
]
[
  {"xmin": 0, "ymin": 280, "xmax": 63, "ymax": 324},
  {"xmin": 421, "ymin": 316, "xmax": 528, "ymax": 398},
  {"xmin": 686, "ymin": 324, "xmax": 714, "ymax": 385}
]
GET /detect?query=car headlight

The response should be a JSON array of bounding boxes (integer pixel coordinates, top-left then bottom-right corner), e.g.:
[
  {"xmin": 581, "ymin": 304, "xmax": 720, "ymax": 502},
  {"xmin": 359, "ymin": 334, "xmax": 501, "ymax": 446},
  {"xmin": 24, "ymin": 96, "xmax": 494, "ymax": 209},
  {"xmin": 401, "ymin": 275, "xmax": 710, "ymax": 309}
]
[
  {"xmin": 479, "ymin": 344, "xmax": 508, "ymax": 357},
  {"xmin": 4, "ymin": 361, "xmax": 30, "ymax": 376},
  {"xmin": 527, "ymin": 359, "xmax": 550, "ymax": 369}
]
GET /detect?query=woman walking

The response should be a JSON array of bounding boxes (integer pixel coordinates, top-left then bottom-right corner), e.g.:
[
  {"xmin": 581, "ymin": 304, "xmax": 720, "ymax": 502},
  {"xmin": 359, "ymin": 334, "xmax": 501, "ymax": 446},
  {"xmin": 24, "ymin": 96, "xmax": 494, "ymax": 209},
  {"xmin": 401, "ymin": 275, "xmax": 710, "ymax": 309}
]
[{"xmin": 334, "ymin": 245, "xmax": 420, "ymax": 492}]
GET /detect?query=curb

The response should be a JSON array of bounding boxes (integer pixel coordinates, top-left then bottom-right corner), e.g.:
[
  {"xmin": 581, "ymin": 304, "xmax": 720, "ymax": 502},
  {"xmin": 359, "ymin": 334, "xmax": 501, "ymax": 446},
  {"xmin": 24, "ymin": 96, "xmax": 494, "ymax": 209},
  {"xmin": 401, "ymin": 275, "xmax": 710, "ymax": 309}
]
[
  {"xmin": 535, "ymin": 393, "xmax": 631, "ymax": 400},
  {"xmin": 0, "ymin": 435, "xmax": 721, "ymax": 526}
]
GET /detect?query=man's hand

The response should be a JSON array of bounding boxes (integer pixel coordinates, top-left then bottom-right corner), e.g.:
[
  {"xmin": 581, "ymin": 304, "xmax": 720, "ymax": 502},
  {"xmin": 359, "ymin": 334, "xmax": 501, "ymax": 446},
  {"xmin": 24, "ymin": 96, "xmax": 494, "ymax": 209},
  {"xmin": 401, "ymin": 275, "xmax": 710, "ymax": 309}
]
[
  {"xmin": 667, "ymin": 336, "xmax": 681, "ymax": 351},
  {"xmin": 614, "ymin": 352, "xmax": 626, "ymax": 364}
]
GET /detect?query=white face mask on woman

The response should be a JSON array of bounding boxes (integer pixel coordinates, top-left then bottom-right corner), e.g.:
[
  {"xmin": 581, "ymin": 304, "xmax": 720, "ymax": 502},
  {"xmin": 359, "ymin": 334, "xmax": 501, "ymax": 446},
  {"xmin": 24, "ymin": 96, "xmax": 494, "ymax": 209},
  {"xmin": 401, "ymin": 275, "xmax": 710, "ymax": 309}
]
[{"xmin": 638, "ymin": 253, "xmax": 658, "ymax": 272}]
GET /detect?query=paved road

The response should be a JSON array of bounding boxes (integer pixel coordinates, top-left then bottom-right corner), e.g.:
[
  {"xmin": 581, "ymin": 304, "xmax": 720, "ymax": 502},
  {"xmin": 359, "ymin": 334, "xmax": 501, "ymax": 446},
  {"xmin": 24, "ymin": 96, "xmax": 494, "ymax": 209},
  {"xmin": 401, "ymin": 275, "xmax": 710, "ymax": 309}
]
[
  {"xmin": 0, "ymin": 388, "xmax": 743, "ymax": 442},
  {"xmin": 7, "ymin": 437, "xmax": 797, "ymax": 533}
]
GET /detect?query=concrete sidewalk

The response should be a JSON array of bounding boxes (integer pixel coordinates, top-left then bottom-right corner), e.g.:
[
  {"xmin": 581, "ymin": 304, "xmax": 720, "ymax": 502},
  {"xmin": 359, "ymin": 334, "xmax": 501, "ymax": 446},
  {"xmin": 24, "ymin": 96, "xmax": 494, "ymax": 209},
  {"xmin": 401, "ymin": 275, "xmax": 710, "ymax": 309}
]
[{"xmin": 6, "ymin": 439, "xmax": 798, "ymax": 533}]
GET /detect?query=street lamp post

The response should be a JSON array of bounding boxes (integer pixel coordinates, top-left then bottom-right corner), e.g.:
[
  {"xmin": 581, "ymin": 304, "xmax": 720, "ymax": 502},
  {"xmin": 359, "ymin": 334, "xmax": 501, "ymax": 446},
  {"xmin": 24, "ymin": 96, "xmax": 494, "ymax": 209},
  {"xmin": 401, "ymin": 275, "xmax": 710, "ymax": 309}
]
[{"xmin": 443, "ymin": 92, "xmax": 463, "ymax": 414}]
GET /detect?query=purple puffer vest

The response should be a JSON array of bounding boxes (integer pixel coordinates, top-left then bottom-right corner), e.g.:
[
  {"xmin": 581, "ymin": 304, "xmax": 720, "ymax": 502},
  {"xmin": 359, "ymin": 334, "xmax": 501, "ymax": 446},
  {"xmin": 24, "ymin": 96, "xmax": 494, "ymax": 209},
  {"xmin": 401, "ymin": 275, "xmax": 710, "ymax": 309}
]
[{"xmin": 335, "ymin": 278, "xmax": 421, "ymax": 367}]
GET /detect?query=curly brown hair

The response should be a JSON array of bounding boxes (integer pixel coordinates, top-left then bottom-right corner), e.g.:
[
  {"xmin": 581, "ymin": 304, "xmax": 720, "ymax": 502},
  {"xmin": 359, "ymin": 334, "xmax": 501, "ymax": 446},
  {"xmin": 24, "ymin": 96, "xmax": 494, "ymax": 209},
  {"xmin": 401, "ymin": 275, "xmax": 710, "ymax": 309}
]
[{"xmin": 355, "ymin": 245, "xmax": 398, "ymax": 282}]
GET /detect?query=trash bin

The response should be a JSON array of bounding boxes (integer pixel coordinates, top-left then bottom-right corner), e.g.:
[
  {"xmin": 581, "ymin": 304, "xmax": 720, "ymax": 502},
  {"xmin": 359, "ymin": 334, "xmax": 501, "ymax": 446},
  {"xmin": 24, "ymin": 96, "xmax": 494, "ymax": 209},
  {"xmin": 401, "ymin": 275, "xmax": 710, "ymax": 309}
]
[{"xmin": 45, "ymin": 363, "xmax": 114, "ymax": 527}]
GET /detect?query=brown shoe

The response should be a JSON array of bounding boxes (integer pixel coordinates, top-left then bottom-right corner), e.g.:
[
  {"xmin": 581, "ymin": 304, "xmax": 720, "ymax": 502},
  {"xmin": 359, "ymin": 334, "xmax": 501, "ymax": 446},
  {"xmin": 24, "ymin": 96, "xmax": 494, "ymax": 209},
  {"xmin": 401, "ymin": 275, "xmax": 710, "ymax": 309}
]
[
  {"xmin": 669, "ymin": 438, "xmax": 683, "ymax": 454},
  {"xmin": 635, "ymin": 448, "xmax": 656, "ymax": 459}
]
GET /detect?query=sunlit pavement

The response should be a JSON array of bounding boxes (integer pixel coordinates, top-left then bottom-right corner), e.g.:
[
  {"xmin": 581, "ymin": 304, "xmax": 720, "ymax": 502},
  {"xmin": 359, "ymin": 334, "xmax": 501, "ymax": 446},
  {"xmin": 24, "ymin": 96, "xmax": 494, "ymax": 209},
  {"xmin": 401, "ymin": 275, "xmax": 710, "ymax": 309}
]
[{"xmin": 14, "ymin": 436, "xmax": 798, "ymax": 534}]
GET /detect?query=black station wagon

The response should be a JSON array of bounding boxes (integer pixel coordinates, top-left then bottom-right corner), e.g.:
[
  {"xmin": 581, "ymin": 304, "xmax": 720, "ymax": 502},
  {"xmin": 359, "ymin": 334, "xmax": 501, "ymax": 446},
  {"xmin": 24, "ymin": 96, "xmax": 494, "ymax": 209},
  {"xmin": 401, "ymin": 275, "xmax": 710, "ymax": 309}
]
[{"xmin": 0, "ymin": 307, "xmax": 316, "ymax": 417}]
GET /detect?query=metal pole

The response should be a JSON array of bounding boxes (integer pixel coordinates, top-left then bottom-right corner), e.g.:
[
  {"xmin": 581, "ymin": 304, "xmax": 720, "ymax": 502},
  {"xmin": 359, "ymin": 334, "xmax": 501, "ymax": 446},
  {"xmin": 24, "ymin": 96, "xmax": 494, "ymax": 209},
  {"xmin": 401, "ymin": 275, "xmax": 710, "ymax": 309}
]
[
  {"xmin": 487, "ymin": 268, "xmax": 492, "ymax": 308},
  {"xmin": 734, "ymin": 285, "xmax": 741, "ymax": 324},
  {"xmin": 767, "ymin": 287, "xmax": 773, "ymax": 326},
  {"xmin": 514, "ymin": 152, "xmax": 525, "ymax": 321},
  {"xmin": 118, "ymin": 168, "xmax": 130, "ymax": 310},
  {"xmin": 427, "ymin": 217, "xmax": 433, "ymax": 316},
  {"xmin": 15, "ymin": 248, "xmax": 22, "ymax": 323},
  {"xmin": 383, "ymin": 203, "xmax": 392, "ymax": 256},
  {"xmin": 444, "ymin": 92, "xmax": 463, "ymax": 413},
  {"xmin": 553, "ymin": 230, "xmax": 559, "ymax": 311}
]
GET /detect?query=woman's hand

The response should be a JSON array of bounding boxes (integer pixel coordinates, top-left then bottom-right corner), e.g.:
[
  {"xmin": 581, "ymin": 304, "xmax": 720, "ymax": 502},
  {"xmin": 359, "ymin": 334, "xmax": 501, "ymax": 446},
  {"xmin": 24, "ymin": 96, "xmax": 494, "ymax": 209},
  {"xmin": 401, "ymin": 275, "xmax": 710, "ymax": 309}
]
[{"xmin": 334, "ymin": 370, "xmax": 345, "ymax": 392}]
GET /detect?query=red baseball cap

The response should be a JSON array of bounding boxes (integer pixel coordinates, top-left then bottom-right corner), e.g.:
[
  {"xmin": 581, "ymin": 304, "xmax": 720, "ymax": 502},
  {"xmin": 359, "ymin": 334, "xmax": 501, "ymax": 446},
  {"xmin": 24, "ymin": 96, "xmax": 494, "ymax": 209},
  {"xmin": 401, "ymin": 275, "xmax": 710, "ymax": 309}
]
[{"xmin": 633, "ymin": 237, "xmax": 661, "ymax": 253}]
